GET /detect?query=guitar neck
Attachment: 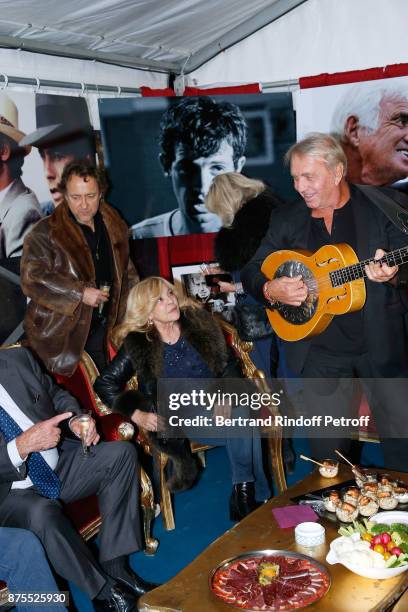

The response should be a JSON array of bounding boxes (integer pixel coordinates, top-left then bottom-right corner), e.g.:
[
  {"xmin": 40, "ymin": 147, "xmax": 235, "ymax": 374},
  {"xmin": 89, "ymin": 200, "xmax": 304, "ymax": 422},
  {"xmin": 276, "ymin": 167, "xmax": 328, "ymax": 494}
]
[{"xmin": 330, "ymin": 246, "xmax": 408, "ymax": 287}]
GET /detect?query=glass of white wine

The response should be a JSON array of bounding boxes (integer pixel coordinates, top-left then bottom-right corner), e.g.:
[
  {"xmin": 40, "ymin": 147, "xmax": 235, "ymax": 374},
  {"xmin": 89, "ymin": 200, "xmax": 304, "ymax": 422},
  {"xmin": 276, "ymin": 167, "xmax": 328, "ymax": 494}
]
[
  {"xmin": 69, "ymin": 411, "xmax": 93, "ymax": 457},
  {"xmin": 98, "ymin": 281, "xmax": 111, "ymax": 316}
]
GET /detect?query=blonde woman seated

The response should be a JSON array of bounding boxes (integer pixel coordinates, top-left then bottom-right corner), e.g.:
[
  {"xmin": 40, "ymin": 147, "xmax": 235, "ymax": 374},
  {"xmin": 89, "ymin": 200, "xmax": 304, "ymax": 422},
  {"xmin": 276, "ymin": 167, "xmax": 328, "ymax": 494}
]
[{"xmin": 94, "ymin": 276, "xmax": 270, "ymax": 521}]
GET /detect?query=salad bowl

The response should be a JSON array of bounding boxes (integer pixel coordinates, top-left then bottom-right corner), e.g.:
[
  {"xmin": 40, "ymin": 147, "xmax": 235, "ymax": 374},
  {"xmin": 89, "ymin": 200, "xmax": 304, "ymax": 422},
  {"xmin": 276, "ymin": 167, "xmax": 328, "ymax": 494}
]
[{"xmin": 326, "ymin": 511, "xmax": 408, "ymax": 579}]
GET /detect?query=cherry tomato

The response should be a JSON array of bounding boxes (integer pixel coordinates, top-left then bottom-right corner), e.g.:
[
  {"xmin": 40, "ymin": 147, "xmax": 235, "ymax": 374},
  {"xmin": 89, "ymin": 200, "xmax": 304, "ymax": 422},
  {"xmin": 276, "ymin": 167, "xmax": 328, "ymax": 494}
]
[
  {"xmin": 391, "ymin": 547, "xmax": 402, "ymax": 557},
  {"xmin": 372, "ymin": 535, "xmax": 383, "ymax": 546},
  {"xmin": 373, "ymin": 544, "xmax": 385, "ymax": 555},
  {"xmin": 387, "ymin": 541, "xmax": 395, "ymax": 552},
  {"xmin": 362, "ymin": 533, "xmax": 373, "ymax": 543},
  {"xmin": 381, "ymin": 533, "xmax": 391, "ymax": 545},
  {"xmin": 384, "ymin": 551, "xmax": 392, "ymax": 561}
]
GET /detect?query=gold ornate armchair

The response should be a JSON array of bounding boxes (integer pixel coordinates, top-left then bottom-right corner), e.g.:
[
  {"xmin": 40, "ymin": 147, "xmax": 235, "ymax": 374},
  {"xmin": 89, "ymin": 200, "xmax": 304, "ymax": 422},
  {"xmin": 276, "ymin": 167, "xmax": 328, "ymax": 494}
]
[
  {"xmin": 106, "ymin": 319, "xmax": 287, "ymax": 532},
  {"xmin": 153, "ymin": 319, "xmax": 287, "ymax": 531},
  {"xmin": 219, "ymin": 319, "xmax": 286, "ymax": 491},
  {"xmin": 0, "ymin": 347, "xmax": 158, "ymax": 609},
  {"xmin": 76, "ymin": 352, "xmax": 158, "ymax": 556}
]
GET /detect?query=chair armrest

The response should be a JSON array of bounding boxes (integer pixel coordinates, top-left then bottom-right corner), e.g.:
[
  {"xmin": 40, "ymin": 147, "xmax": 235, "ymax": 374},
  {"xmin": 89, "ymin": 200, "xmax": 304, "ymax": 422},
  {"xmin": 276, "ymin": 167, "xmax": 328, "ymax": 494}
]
[{"xmin": 95, "ymin": 412, "xmax": 135, "ymax": 441}]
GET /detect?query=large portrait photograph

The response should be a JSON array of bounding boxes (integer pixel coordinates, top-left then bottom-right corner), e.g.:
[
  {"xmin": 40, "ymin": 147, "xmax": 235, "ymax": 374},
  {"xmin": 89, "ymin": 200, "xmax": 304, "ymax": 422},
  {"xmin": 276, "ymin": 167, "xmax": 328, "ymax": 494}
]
[
  {"xmin": 98, "ymin": 92, "xmax": 296, "ymax": 240},
  {"xmin": 295, "ymin": 75, "xmax": 408, "ymax": 189}
]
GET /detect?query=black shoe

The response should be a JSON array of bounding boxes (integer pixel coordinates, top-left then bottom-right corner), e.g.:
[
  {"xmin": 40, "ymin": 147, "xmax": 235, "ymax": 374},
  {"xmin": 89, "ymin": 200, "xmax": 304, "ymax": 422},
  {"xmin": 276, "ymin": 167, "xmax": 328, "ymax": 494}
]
[
  {"xmin": 229, "ymin": 482, "xmax": 259, "ymax": 521},
  {"xmin": 94, "ymin": 584, "xmax": 138, "ymax": 611},
  {"xmin": 117, "ymin": 573, "xmax": 159, "ymax": 598}
]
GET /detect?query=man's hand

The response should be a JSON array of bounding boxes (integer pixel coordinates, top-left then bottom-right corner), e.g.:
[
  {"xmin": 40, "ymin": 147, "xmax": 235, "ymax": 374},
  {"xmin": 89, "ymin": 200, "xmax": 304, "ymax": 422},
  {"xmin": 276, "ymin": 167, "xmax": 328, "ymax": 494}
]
[
  {"xmin": 16, "ymin": 412, "xmax": 72, "ymax": 460},
  {"xmin": 69, "ymin": 417, "xmax": 100, "ymax": 446},
  {"xmin": 265, "ymin": 276, "xmax": 308, "ymax": 306},
  {"xmin": 217, "ymin": 280, "xmax": 236, "ymax": 293},
  {"xmin": 365, "ymin": 249, "xmax": 399, "ymax": 284},
  {"xmin": 82, "ymin": 287, "xmax": 109, "ymax": 308}
]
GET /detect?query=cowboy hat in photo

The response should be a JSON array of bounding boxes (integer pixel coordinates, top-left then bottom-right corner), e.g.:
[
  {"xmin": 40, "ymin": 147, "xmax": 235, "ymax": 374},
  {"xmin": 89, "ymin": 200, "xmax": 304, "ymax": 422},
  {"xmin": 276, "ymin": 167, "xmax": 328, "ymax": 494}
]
[{"xmin": 0, "ymin": 92, "xmax": 31, "ymax": 155}]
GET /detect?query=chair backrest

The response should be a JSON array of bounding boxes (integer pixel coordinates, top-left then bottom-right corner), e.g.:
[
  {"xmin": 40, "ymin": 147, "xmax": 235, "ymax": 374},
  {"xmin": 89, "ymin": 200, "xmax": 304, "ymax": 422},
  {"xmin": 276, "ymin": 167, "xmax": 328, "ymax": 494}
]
[
  {"xmin": 54, "ymin": 353, "xmax": 112, "ymax": 417},
  {"xmin": 218, "ymin": 318, "xmax": 272, "ymax": 399}
]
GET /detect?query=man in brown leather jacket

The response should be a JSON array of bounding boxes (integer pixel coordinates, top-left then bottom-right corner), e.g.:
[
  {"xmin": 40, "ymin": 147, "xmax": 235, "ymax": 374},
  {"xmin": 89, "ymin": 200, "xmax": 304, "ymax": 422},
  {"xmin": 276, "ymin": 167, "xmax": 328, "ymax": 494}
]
[{"xmin": 21, "ymin": 160, "xmax": 138, "ymax": 376}]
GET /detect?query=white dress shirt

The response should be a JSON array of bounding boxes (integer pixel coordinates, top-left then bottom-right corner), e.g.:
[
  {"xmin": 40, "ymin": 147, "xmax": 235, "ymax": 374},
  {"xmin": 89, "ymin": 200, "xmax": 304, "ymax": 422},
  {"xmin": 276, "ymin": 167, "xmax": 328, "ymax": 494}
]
[
  {"xmin": 0, "ymin": 384, "xmax": 59, "ymax": 489},
  {"xmin": 0, "ymin": 181, "xmax": 14, "ymax": 205}
]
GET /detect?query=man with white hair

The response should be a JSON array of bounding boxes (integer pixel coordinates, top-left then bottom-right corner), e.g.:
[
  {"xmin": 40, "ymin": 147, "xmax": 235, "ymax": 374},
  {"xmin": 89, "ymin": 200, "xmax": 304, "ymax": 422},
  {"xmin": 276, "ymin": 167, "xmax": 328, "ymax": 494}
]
[
  {"xmin": 242, "ymin": 133, "xmax": 408, "ymax": 470},
  {"xmin": 0, "ymin": 93, "xmax": 41, "ymax": 258},
  {"xmin": 331, "ymin": 82, "xmax": 408, "ymax": 185}
]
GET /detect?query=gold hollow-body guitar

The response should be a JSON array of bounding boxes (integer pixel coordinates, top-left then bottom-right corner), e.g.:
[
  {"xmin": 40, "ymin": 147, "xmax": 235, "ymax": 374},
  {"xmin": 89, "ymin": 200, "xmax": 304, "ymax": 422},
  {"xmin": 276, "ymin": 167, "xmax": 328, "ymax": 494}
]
[{"xmin": 261, "ymin": 243, "xmax": 407, "ymax": 342}]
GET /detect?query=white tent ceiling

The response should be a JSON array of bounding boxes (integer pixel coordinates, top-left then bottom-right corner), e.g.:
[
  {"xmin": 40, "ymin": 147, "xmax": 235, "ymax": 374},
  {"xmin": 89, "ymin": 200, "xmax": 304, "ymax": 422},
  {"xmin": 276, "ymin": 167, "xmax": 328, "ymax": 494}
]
[
  {"xmin": 0, "ymin": 0, "xmax": 306, "ymax": 75},
  {"xmin": 0, "ymin": 0, "xmax": 407, "ymax": 93}
]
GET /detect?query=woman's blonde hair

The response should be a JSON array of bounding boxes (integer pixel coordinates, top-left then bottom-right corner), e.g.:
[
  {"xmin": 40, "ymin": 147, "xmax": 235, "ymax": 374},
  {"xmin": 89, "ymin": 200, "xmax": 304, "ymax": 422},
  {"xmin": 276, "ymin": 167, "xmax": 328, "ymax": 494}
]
[
  {"xmin": 205, "ymin": 172, "xmax": 265, "ymax": 227},
  {"xmin": 113, "ymin": 276, "xmax": 196, "ymax": 346}
]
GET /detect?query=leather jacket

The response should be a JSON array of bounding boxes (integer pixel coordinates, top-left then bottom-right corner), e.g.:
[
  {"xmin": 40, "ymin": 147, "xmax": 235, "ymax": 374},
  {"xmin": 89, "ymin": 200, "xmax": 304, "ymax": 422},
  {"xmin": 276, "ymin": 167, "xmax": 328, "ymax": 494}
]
[{"xmin": 21, "ymin": 200, "xmax": 138, "ymax": 376}]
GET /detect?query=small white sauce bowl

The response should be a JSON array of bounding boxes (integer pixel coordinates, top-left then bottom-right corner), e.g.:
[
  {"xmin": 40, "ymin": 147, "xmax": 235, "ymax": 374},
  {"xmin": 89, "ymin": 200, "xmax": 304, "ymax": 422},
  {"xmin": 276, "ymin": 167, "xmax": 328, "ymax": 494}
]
[{"xmin": 295, "ymin": 522, "xmax": 325, "ymax": 547}]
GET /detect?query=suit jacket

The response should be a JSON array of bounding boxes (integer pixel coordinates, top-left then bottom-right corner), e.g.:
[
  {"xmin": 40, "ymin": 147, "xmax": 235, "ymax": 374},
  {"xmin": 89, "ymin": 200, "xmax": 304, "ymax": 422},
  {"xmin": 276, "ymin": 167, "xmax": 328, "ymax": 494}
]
[
  {"xmin": 21, "ymin": 200, "xmax": 139, "ymax": 376},
  {"xmin": 0, "ymin": 178, "xmax": 42, "ymax": 258},
  {"xmin": 0, "ymin": 347, "xmax": 80, "ymax": 505},
  {"xmin": 241, "ymin": 184, "xmax": 408, "ymax": 375}
]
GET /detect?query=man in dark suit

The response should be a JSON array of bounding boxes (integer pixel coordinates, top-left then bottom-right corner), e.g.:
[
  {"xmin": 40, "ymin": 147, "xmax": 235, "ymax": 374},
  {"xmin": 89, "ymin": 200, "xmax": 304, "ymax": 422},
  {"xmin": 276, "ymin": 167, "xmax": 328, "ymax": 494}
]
[
  {"xmin": 0, "ymin": 346, "xmax": 155, "ymax": 611},
  {"xmin": 241, "ymin": 133, "xmax": 408, "ymax": 469}
]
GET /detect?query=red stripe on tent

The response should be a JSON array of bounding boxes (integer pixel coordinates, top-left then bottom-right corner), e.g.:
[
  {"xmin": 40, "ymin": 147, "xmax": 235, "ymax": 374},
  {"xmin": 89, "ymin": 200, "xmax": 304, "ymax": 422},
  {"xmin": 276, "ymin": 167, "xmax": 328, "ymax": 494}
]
[
  {"xmin": 184, "ymin": 83, "xmax": 261, "ymax": 96},
  {"xmin": 140, "ymin": 86, "xmax": 176, "ymax": 97},
  {"xmin": 299, "ymin": 63, "xmax": 408, "ymax": 89}
]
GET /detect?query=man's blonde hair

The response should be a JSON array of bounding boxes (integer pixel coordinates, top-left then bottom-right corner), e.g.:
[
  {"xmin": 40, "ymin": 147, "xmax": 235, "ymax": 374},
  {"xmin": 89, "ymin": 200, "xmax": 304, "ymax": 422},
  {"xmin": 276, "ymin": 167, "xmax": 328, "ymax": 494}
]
[
  {"xmin": 205, "ymin": 172, "xmax": 265, "ymax": 227},
  {"xmin": 285, "ymin": 132, "xmax": 347, "ymax": 175},
  {"xmin": 113, "ymin": 276, "xmax": 195, "ymax": 346}
]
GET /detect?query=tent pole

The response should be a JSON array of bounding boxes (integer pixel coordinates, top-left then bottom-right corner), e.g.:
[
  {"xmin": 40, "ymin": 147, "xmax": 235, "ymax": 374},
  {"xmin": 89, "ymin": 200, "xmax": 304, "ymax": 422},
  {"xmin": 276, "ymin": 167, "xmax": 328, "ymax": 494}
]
[
  {"xmin": 0, "ymin": 74, "xmax": 140, "ymax": 96},
  {"xmin": 262, "ymin": 79, "xmax": 299, "ymax": 92}
]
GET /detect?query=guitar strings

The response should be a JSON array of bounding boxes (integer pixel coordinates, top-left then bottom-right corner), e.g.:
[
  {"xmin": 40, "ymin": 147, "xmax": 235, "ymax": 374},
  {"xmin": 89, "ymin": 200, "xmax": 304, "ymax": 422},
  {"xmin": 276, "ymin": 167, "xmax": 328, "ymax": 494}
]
[{"xmin": 274, "ymin": 246, "xmax": 408, "ymax": 295}]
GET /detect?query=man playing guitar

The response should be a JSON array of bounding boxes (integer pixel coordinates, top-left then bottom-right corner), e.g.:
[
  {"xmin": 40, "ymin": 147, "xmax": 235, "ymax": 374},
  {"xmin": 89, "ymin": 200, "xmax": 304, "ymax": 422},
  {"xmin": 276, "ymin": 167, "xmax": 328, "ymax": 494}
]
[{"xmin": 242, "ymin": 133, "xmax": 408, "ymax": 470}]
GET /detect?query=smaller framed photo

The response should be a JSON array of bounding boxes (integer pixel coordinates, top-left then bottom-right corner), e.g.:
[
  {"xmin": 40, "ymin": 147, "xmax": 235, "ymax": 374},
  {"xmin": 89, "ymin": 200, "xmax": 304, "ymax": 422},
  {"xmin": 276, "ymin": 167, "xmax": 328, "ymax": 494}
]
[{"xmin": 171, "ymin": 263, "xmax": 236, "ymax": 319}]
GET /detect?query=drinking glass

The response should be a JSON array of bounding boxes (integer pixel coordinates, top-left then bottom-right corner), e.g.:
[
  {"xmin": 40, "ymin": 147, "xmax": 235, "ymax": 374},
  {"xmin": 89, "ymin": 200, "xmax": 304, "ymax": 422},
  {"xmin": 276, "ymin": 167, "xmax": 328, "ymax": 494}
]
[
  {"xmin": 98, "ymin": 281, "xmax": 111, "ymax": 315},
  {"xmin": 69, "ymin": 411, "xmax": 93, "ymax": 456}
]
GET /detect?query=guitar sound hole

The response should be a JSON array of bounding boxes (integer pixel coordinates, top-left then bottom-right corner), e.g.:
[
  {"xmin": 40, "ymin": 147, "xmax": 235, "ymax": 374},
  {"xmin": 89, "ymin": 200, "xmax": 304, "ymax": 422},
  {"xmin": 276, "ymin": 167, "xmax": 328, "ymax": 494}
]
[{"xmin": 273, "ymin": 260, "xmax": 318, "ymax": 325}]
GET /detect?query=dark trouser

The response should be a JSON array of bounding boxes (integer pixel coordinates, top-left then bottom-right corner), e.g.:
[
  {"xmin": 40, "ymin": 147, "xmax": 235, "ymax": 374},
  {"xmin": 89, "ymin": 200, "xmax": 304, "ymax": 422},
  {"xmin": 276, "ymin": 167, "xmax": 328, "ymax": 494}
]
[
  {"xmin": 188, "ymin": 405, "xmax": 271, "ymax": 501},
  {"xmin": 301, "ymin": 349, "xmax": 408, "ymax": 470},
  {"xmin": 191, "ymin": 434, "xmax": 271, "ymax": 501},
  {"xmin": 85, "ymin": 320, "xmax": 108, "ymax": 372},
  {"xmin": 0, "ymin": 440, "xmax": 142, "ymax": 599}
]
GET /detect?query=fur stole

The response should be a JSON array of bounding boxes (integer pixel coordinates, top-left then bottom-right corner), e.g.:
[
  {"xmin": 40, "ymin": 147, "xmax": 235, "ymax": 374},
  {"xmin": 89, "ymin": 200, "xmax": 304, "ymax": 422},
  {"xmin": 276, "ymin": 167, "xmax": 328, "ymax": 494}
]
[{"xmin": 123, "ymin": 306, "xmax": 231, "ymax": 383}]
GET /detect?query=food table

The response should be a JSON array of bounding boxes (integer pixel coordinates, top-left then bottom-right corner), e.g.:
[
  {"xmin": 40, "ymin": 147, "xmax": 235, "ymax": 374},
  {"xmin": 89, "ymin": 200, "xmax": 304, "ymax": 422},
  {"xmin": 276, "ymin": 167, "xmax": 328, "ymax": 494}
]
[{"xmin": 138, "ymin": 465, "xmax": 408, "ymax": 611}]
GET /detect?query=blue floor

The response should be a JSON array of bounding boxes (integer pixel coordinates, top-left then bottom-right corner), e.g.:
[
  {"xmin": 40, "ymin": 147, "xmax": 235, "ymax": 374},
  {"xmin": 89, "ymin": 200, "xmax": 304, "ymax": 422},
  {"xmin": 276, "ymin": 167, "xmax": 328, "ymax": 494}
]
[{"xmin": 70, "ymin": 438, "xmax": 384, "ymax": 610}]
